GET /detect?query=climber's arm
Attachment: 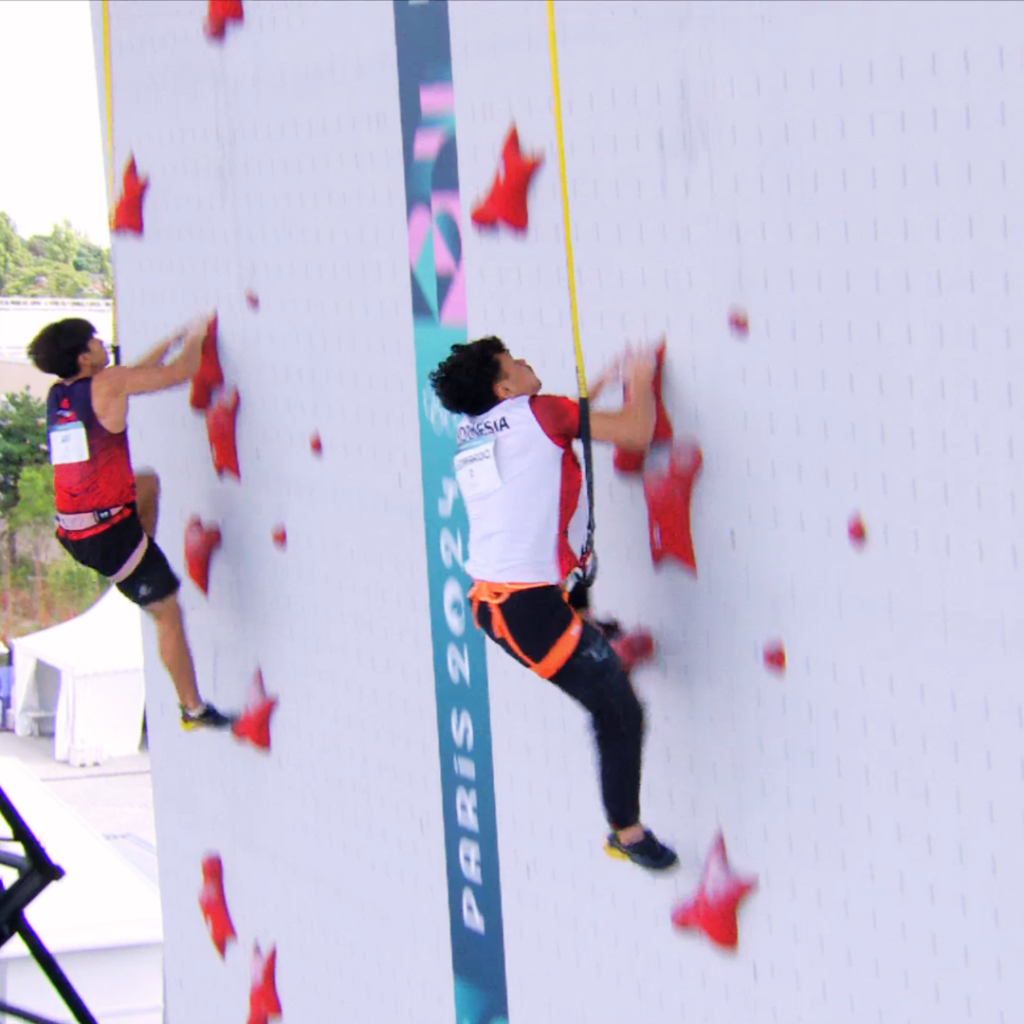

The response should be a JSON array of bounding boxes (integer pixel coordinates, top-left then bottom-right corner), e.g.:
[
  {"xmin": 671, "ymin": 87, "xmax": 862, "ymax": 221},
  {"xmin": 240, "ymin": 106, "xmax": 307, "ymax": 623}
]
[
  {"xmin": 131, "ymin": 329, "xmax": 185, "ymax": 369},
  {"xmin": 589, "ymin": 351, "xmax": 656, "ymax": 450},
  {"xmin": 95, "ymin": 320, "xmax": 205, "ymax": 398}
]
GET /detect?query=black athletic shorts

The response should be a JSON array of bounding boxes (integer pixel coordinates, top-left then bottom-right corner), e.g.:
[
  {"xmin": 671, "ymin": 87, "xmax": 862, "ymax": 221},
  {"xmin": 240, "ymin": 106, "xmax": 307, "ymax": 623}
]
[
  {"xmin": 471, "ymin": 584, "xmax": 583, "ymax": 679},
  {"xmin": 57, "ymin": 505, "xmax": 180, "ymax": 607}
]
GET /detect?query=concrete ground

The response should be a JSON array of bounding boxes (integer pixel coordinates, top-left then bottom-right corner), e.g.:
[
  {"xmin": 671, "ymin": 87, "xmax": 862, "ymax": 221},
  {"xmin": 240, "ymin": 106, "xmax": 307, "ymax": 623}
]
[{"xmin": 0, "ymin": 729, "xmax": 159, "ymax": 884}]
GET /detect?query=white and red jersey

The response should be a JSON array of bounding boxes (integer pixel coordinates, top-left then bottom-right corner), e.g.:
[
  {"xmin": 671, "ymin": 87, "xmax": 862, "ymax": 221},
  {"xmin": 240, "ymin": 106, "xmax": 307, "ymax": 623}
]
[{"xmin": 455, "ymin": 394, "xmax": 587, "ymax": 584}]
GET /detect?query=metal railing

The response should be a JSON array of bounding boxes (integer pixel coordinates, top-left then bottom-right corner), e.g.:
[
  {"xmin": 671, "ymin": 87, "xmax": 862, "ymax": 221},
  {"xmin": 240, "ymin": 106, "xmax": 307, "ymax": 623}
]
[
  {"xmin": 0, "ymin": 300, "xmax": 114, "ymax": 365},
  {"xmin": 0, "ymin": 299, "xmax": 112, "ymax": 312},
  {"xmin": 0, "ymin": 786, "xmax": 98, "ymax": 1024}
]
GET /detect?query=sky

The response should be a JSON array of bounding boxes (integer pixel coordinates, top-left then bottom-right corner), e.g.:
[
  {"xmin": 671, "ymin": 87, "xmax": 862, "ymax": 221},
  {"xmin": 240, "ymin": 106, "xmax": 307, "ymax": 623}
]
[{"xmin": 0, "ymin": 0, "xmax": 109, "ymax": 246}]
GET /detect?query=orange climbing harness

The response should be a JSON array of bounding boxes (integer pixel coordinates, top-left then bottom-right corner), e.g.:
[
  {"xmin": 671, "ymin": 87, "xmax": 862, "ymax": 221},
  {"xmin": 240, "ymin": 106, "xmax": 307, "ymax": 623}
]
[{"xmin": 468, "ymin": 581, "xmax": 583, "ymax": 680}]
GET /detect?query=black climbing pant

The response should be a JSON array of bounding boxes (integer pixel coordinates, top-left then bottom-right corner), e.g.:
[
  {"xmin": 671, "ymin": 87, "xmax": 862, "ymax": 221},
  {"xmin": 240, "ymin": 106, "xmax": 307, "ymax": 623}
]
[{"xmin": 473, "ymin": 585, "xmax": 645, "ymax": 831}]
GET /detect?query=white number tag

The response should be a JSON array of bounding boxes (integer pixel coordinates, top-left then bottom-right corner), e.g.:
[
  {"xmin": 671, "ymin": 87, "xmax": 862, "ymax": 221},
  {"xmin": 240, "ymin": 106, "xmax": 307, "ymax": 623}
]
[
  {"xmin": 454, "ymin": 440, "xmax": 501, "ymax": 500},
  {"xmin": 50, "ymin": 422, "xmax": 90, "ymax": 466}
]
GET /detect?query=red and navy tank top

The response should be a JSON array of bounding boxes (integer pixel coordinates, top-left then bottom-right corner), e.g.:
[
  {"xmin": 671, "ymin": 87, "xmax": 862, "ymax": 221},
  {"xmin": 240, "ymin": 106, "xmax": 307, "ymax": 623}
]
[{"xmin": 46, "ymin": 378, "xmax": 136, "ymax": 518}]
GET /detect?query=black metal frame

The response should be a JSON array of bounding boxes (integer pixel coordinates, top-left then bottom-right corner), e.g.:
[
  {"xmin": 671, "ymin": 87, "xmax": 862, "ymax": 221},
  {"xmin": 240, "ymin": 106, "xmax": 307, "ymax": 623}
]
[{"xmin": 0, "ymin": 786, "xmax": 98, "ymax": 1024}]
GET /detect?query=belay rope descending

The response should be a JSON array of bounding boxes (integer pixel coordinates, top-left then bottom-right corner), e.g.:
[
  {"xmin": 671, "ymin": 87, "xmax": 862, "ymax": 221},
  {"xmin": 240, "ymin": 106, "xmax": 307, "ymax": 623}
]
[{"xmin": 547, "ymin": 0, "xmax": 597, "ymax": 589}]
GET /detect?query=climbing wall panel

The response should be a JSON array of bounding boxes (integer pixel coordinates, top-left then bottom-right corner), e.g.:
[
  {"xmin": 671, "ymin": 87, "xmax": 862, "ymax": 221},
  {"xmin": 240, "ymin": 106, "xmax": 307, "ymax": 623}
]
[
  {"xmin": 92, "ymin": 3, "xmax": 454, "ymax": 1022},
  {"xmin": 92, "ymin": 1, "xmax": 1023, "ymax": 1022}
]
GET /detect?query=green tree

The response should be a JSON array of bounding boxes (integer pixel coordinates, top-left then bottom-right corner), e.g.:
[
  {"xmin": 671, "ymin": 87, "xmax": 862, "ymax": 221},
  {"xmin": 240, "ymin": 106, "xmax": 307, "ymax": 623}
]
[
  {"xmin": 10, "ymin": 463, "xmax": 54, "ymax": 529},
  {"xmin": 44, "ymin": 220, "xmax": 82, "ymax": 266},
  {"xmin": 0, "ymin": 214, "xmax": 110, "ymax": 298},
  {"xmin": 0, "ymin": 390, "xmax": 48, "ymax": 521},
  {"xmin": 73, "ymin": 239, "xmax": 109, "ymax": 275},
  {"xmin": 2, "ymin": 261, "xmax": 89, "ymax": 297},
  {"xmin": 9, "ymin": 464, "xmax": 55, "ymax": 624},
  {"xmin": 0, "ymin": 213, "xmax": 27, "ymax": 294}
]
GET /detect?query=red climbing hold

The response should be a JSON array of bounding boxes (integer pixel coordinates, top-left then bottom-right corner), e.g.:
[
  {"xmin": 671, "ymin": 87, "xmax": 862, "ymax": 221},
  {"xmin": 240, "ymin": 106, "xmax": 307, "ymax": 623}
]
[
  {"xmin": 763, "ymin": 641, "xmax": 786, "ymax": 673},
  {"xmin": 245, "ymin": 289, "xmax": 260, "ymax": 310},
  {"xmin": 848, "ymin": 512, "xmax": 867, "ymax": 547},
  {"xmin": 232, "ymin": 670, "xmax": 278, "ymax": 752},
  {"xmin": 728, "ymin": 307, "xmax": 750, "ymax": 337},
  {"xmin": 671, "ymin": 831, "xmax": 757, "ymax": 950},
  {"xmin": 309, "ymin": 432, "xmax": 323, "ymax": 456},
  {"xmin": 189, "ymin": 314, "xmax": 224, "ymax": 411},
  {"xmin": 111, "ymin": 155, "xmax": 148, "ymax": 236},
  {"xmin": 610, "ymin": 629, "xmax": 656, "ymax": 673},
  {"xmin": 247, "ymin": 943, "xmax": 282, "ymax": 1024},
  {"xmin": 204, "ymin": 0, "xmax": 244, "ymax": 40},
  {"xmin": 471, "ymin": 125, "xmax": 543, "ymax": 233},
  {"xmin": 184, "ymin": 518, "xmax": 221, "ymax": 596},
  {"xmin": 643, "ymin": 441, "xmax": 703, "ymax": 571},
  {"xmin": 198, "ymin": 854, "xmax": 236, "ymax": 959},
  {"xmin": 614, "ymin": 340, "xmax": 673, "ymax": 474},
  {"xmin": 271, "ymin": 526, "xmax": 287, "ymax": 550},
  {"xmin": 206, "ymin": 387, "xmax": 240, "ymax": 480}
]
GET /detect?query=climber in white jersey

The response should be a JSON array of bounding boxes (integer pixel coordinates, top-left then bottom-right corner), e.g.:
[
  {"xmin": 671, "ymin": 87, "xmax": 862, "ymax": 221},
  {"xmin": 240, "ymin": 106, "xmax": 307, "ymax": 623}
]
[{"xmin": 429, "ymin": 336, "xmax": 677, "ymax": 872}]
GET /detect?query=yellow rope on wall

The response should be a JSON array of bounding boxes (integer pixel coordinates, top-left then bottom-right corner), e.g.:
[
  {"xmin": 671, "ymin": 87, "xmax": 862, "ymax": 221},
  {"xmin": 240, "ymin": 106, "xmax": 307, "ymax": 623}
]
[{"xmin": 546, "ymin": 0, "xmax": 587, "ymax": 401}]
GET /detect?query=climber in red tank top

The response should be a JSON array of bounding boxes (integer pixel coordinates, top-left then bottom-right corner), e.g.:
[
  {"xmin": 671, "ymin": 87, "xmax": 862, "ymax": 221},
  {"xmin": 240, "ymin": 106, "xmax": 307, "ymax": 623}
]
[
  {"xmin": 29, "ymin": 316, "xmax": 233, "ymax": 732},
  {"xmin": 48, "ymin": 377, "xmax": 137, "ymax": 536}
]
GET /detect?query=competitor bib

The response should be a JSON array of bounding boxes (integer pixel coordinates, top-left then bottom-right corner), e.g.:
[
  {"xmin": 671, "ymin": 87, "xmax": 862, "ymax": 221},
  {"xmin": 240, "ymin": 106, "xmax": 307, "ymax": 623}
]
[
  {"xmin": 49, "ymin": 421, "xmax": 90, "ymax": 466},
  {"xmin": 454, "ymin": 440, "xmax": 502, "ymax": 500}
]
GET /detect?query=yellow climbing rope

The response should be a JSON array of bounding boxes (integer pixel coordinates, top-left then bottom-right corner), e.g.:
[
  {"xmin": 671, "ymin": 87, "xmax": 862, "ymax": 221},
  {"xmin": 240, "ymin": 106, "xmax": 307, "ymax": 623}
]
[{"xmin": 547, "ymin": 0, "xmax": 596, "ymax": 582}]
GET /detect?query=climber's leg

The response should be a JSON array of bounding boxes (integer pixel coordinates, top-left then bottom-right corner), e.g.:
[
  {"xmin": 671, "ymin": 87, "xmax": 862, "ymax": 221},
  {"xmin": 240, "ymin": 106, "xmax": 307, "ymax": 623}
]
[
  {"xmin": 56, "ymin": 509, "xmax": 233, "ymax": 731},
  {"xmin": 474, "ymin": 586, "xmax": 676, "ymax": 871},
  {"xmin": 145, "ymin": 594, "xmax": 202, "ymax": 711},
  {"xmin": 548, "ymin": 620, "xmax": 646, "ymax": 832},
  {"xmin": 135, "ymin": 470, "xmax": 160, "ymax": 538}
]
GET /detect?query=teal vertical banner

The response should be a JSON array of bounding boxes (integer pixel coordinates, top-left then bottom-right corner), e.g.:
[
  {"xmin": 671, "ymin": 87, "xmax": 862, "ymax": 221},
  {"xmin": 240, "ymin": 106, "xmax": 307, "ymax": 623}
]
[{"xmin": 392, "ymin": 4, "xmax": 509, "ymax": 1023}]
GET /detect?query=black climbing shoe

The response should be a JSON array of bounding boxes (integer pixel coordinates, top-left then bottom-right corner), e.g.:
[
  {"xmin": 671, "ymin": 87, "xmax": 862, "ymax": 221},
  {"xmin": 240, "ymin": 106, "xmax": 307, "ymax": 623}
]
[
  {"xmin": 180, "ymin": 702, "xmax": 235, "ymax": 731},
  {"xmin": 604, "ymin": 829, "xmax": 679, "ymax": 872}
]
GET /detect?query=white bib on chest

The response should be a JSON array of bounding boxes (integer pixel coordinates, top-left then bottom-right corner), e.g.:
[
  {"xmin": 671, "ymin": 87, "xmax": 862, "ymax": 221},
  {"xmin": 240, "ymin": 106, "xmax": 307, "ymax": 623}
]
[
  {"xmin": 50, "ymin": 421, "xmax": 90, "ymax": 466},
  {"xmin": 456, "ymin": 395, "xmax": 583, "ymax": 584}
]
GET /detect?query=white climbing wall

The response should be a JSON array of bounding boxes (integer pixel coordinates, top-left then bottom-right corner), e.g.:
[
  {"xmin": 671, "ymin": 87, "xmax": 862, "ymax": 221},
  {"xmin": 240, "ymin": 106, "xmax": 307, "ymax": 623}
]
[{"xmin": 92, "ymin": 2, "xmax": 1023, "ymax": 1023}]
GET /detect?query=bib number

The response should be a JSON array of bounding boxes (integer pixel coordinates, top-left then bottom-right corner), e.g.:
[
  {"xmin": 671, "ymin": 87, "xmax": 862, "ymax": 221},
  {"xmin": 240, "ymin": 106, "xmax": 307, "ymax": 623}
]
[
  {"xmin": 454, "ymin": 441, "xmax": 501, "ymax": 500},
  {"xmin": 50, "ymin": 422, "xmax": 90, "ymax": 466}
]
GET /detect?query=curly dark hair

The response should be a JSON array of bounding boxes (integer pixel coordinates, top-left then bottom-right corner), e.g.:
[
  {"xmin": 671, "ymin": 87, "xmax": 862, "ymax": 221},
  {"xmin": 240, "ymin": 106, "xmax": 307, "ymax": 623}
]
[
  {"xmin": 428, "ymin": 335, "xmax": 508, "ymax": 416},
  {"xmin": 27, "ymin": 318, "xmax": 96, "ymax": 380}
]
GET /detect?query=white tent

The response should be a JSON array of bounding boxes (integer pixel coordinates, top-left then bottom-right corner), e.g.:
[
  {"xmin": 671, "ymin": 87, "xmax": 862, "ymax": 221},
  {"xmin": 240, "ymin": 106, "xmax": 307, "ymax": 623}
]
[
  {"xmin": 0, "ymin": 756, "xmax": 163, "ymax": 1024},
  {"xmin": 11, "ymin": 589, "xmax": 145, "ymax": 765}
]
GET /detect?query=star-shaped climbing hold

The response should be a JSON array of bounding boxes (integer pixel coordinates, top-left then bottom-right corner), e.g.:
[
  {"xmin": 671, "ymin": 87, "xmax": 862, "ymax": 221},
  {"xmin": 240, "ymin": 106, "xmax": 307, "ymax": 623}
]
[
  {"xmin": 204, "ymin": 0, "xmax": 244, "ymax": 40},
  {"xmin": 763, "ymin": 640, "xmax": 786, "ymax": 674},
  {"xmin": 610, "ymin": 629, "xmax": 656, "ymax": 673},
  {"xmin": 248, "ymin": 943, "xmax": 282, "ymax": 1024},
  {"xmin": 111, "ymin": 155, "xmax": 149, "ymax": 236},
  {"xmin": 232, "ymin": 669, "xmax": 278, "ymax": 752},
  {"xmin": 206, "ymin": 386, "xmax": 240, "ymax": 480},
  {"xmin": 728, "ymin": 306, "xmax": 750, "ymax": 337},
  {"xmin": 471, "ymin": 125, "xmax": 543, "ymax": 233},
  {"xmin": 198, "ymin": 854, "xmax": 236, "ymax": 958},
  {"xmin": 614, "ymin": 340, "xmax": 673, "ymax": 474},
  {"xmin": 848, "ymin": 512, "xmax": 867, "ymax": 547},
  {"xmin": 671, "ymin": 831, "xmax": 757, "ymax": 950},
  {"xmin": 189, "ymin": 314, "xmax": 224, "ymax": 411},
  {"xmin": 184, "ymin": 518, "xmax": 221, "ymax": 596},
  {"xmin": 643, "ymin": 440, "xmax": 703, "ymax": 572}
]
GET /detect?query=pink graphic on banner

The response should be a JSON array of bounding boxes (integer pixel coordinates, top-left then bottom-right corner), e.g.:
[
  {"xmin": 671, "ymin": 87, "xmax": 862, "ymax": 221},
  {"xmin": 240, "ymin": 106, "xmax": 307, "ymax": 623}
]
[
  {"xmin": 408, "ymin": 204, "xmax": 432, "ymax": 268},
  {"xmin": 414, "ymin": 126, "xmax": 450, "ymax": 161},
  {"xmin": 420, "ymin": 83, "xmax": 454, "ymax": 116},
  {"xmin": 440, "ymin": 264, "xmax": 466, "ymax": 326},
  {"xmin": 431, "ymin": 191, "xmax": 461, "ymax": 275}
]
